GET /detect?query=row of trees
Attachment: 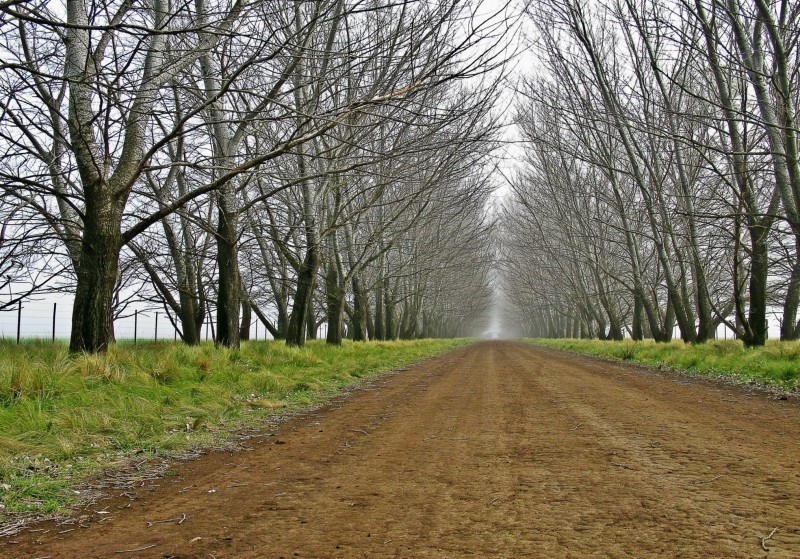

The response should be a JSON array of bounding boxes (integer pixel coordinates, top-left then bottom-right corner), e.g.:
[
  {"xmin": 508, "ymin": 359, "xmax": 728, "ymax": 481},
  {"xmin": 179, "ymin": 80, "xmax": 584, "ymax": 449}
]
[
  {"xmin": 0, "ymin": 0, "xmax": 505, "ymax": 352},
  {"xmin": 503, "ymin": 0, "xmax": 800, "ymax": 346}
]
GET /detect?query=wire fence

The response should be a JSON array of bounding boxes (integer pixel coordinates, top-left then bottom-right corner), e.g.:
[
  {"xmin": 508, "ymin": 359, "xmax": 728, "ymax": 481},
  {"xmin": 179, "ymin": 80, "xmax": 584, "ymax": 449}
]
[
  {"xmin": 0, "ymin": 296, "xmax": 778, "ymax": 344},
  {"xmin": 0, "ymin": 298, "xmax": 280, "ymax": 343}
]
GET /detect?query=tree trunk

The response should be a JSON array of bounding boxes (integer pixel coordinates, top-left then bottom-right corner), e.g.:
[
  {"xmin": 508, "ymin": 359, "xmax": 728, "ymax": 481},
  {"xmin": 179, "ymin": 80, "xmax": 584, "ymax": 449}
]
[
  {"xmin": 306, "ymin": 295, "xmax": 317, "ymax": 340},
  {"xmin": 663, "ymin": 297, "xmax": 675, "ymax": 342},
  {"xmin": 239, "ymin": 300, "xmax": 252, "ymax": 341},
  {"xmin": 644, "ymin": 291, "xmax": 668, "ymax": 342},
  {"xmin": 631, "ymin": 294, "xmax": 643, "ymax": 341},
  {"xmin": 366, "ymin": 295, "xmax": 376, "ymax": 340},
  {"xmin": 325, "ymin": 264, "xmax": 345, "ymax": 345},
  {"xmin": 351, "ymin": 276, "xmax": 368, "ymax": 341},
  {"xmin": 607, "ymin": 318, "xmax": 623, "ymax": 341},
  {"xmin": 179, "ymin": 296, "xmax": 202, "ymax": 345},
  {"xmin": 215, "ymin": 202, "xmax": 241, "ymax": 348},
  {"xmin": 69, "ymin": 197, "xmax": 122, "ymax": 353},
  {"xmin": 781, "ymin": 243, "xmax": 800, "ymax": 340},
  {"xmin": 276, "ymin": 306, "xmax": 289, "ymax": 339},
  {"xmin": 384, "ymin": 288, "xmax": 395, "ymax": 339},
  {"xmin": 420, "ymin": 310, "xmax": 431, "ymax": 338},
  {"xmin": 374, "ymin": 280, "xmax": 385, "ymax": 340},
  {"xmin": 742, "ymin": 235, "xmax": 769, "ymax": 347},
  {"xmin": 286, "ymin": 247, "xmax": 318, "ymax": 347}
]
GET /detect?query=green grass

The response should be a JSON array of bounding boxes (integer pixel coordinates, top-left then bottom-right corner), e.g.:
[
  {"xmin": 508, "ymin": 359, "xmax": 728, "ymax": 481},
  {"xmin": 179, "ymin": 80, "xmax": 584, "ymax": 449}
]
[
  {"xmin": 528, "ymin": 338, "xmax": 800, "ymax": 389},
  {"xmin": 0, "ymin": 338, "xmax": 468, "ymax": 517}
]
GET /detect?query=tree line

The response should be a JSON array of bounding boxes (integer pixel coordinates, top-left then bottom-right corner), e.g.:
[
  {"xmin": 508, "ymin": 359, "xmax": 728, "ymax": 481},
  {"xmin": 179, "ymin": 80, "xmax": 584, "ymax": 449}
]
[
  {"xmin": 0, "ymin": 0, "xmax": 507, "ymax": 352},
  {"xmin": 503, "ymin": 0, "xmax": 800, "ymax": 346}
]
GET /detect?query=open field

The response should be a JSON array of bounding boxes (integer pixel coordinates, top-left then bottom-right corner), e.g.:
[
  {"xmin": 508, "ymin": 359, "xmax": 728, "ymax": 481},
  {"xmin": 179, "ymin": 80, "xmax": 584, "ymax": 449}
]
[
  {"xmin": 0, "ymin": 339, "xmax": 468, "ymax": 519},
  {"xmin": 2, "ymin": 341, "xmax": 798, "ymax": 558},
  {"xmin": 529, "ymin": 338, "xmax": 800, "ymax": 391}
]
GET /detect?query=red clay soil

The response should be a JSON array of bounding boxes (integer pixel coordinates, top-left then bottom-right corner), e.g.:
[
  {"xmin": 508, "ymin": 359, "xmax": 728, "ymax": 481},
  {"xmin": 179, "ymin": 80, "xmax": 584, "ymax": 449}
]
[{"xmin": 2, "ymin": 341, "xmax": 800, "ymax": 558}]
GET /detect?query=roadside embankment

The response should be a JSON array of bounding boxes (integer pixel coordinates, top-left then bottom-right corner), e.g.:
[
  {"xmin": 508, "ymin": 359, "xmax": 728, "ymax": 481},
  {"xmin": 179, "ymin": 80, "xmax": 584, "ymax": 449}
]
[{"xmin": 528, "ymin": 338, "xmax": 800, "ymax": 391}]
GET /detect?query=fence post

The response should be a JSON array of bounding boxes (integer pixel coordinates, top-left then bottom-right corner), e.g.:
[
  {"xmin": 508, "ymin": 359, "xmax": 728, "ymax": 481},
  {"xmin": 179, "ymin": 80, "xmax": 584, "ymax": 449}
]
[
  {"xmin": 255, "ymin": 320, "xmax": 258, "ymax": 340},
  {"xmin": 134, "ymin": 309, "xmax": 138, "ymax": 345},
  {"xmin": 155, "ymin": 312, "xmax": 158, "ymax": 341},
  {"xmin": 52, "ymin": 303, "xmax": 57, "ymax": 342},
  {"xmin": 16, "ymin": 300, "xmax": 21, "ymax": 344}
]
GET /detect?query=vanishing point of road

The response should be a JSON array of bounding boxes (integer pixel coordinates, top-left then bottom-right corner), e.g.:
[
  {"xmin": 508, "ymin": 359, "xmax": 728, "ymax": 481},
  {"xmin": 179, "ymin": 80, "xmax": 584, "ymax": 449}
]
[{"xmin": 3, "ymin": 341, "xmax": 799, "ymax": 558}]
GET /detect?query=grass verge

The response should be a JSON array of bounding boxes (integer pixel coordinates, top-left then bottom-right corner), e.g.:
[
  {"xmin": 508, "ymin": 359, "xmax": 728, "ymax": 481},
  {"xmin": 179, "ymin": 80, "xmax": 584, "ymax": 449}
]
[
  {"xmin": 527, "ymin": 338, "xmax": 800, "ymax": 390},
  {"xmin": 0, "ymin": 338, "xmax": 468, "ymax": 518}
]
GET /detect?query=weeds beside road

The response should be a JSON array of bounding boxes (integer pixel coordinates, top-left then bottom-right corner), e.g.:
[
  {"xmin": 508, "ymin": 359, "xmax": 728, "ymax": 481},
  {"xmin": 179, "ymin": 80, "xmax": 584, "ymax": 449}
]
[{"xmin": 529, "ymin": 338, "xmax": 800, "ymax": 391}]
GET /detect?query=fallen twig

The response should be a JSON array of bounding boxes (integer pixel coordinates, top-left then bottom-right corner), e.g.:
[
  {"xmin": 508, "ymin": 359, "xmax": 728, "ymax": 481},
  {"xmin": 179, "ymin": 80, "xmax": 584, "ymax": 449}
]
[
  {"xmin": 760, "ymin": 527, "xmax": 778, "ymax": 551},
  {"xmin": 114, "ymin": 544, "xmax": 157, "ymax": 553},
  {"xmin": 146, "ymin": 513, "xmax": 187, "ymax": 528},
  {"xmin": 350, "ymin": 429, "xmax": 369, "ymax": 435},
  {"xmin": 692, "ymin": 475, "xmax": 722, "ymax": 485},
  {"xmin": 570, "ymin": 423, "xmax": 584, "ymax": 431},
  {"xmin": 610, "ymin": 462, "xmax": 635, "ymax": 470}
]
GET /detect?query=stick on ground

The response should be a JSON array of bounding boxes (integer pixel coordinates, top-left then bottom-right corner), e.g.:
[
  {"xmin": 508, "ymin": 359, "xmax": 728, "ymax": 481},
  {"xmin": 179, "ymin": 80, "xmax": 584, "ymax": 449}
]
[{"xmin": 760, "ymin": 528, "xmax": 778, "ymax": 551}]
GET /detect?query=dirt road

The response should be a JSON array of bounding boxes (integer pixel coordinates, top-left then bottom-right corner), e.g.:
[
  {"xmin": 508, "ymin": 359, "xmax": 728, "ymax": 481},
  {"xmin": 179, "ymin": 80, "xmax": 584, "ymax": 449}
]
[{"xmin": 3, "ymin": 341, "xmax": 800, "ymax": 558}]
